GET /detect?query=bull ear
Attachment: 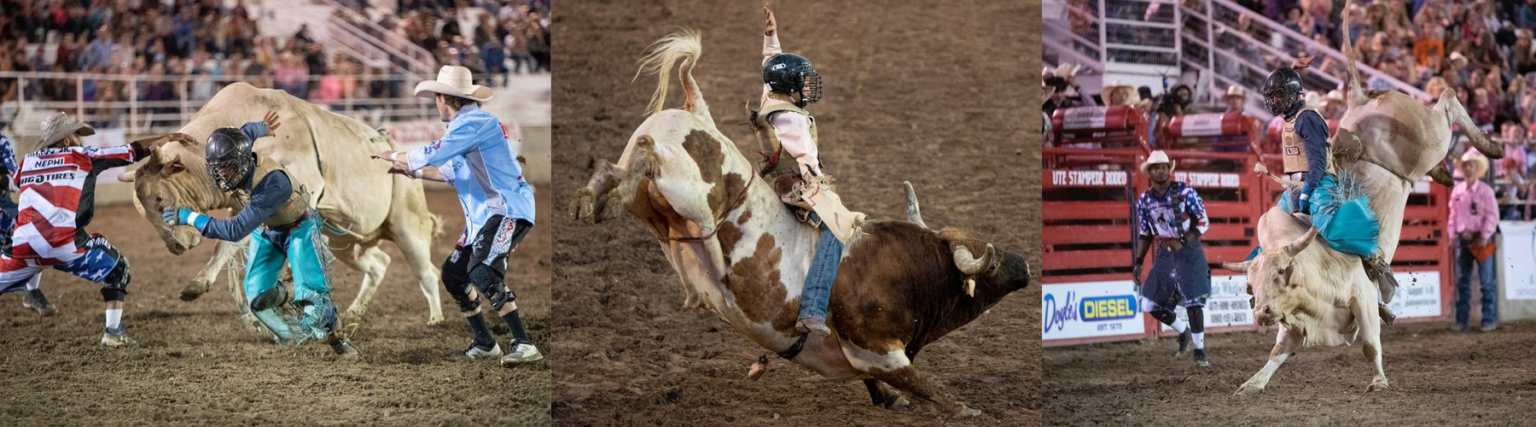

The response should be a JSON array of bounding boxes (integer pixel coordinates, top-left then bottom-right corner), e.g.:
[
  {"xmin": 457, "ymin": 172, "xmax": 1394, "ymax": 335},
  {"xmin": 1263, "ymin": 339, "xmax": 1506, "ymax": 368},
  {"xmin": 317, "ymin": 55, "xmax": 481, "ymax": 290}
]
[
  {"xmin": 117, "ymin": 169, "xmax": 136, "ymax": 182},
  {"xmin": 1221, "ymin": 261, "xmax": 1252, "ymax": 272},
  {"xmin": 166, "ymin": 159, "xmax": 186, "ymax": 175}
]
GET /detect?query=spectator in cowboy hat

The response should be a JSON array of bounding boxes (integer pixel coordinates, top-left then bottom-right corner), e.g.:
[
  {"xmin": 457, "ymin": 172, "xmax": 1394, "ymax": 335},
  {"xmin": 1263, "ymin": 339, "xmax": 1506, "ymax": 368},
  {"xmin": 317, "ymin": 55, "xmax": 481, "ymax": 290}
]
[
  {"xmin": 1322, "ymin": 90, "xmax": 1347, "ymax": 120},
  {"xmin": 1449, "ymin": 150, "xmax": 1499, "ymax": 332},
  {"xmin": 1223, "ymin": 85, "xmax": 1248, "ymax": 114},
  {"xmin": 1053, "ymin": 63, "xmax": 1092, "ymax": 106},
  {"xmin": 1102, "ymin": 81, "xmax": 1140, "ymax": 106}
]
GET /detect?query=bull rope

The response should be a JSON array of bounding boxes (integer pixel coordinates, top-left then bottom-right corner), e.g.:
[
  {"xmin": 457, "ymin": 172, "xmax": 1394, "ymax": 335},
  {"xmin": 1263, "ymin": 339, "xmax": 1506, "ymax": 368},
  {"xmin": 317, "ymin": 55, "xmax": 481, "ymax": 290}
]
[{"xmin": 660, "ymin": 172, "xmax": 756, "ymax": 242}]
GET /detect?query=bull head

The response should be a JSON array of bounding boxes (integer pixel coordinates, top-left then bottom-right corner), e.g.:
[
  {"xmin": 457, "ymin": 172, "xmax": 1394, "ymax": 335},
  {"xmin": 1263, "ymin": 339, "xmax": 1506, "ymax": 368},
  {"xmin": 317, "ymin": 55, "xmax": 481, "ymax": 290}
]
[
  {"xmin": 118, "ymin": 135, "xmax": 227, "ymax": 255},
  {"xmin": 952, "ymin": 242, "xmax": 1031, "ymax": 297},
  {"xmin": 1230, "ymin": 227, "xmax": 1318, "ymax": 326}
]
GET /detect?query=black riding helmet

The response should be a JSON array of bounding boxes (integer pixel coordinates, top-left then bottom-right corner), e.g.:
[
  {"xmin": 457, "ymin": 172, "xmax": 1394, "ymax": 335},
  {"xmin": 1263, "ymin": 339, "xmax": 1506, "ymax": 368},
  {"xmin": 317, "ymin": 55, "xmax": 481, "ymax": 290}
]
[
  {"xmin": 1262, "ymin": 67, "xmax": 1303, "ymax": 116},
  {"xmin": 763, "ymin": 53, "xmax": 821, "ymax": 108},
  {"xmin": 206, "ymin": 127, "xmax": 255, "ymax": 192}
]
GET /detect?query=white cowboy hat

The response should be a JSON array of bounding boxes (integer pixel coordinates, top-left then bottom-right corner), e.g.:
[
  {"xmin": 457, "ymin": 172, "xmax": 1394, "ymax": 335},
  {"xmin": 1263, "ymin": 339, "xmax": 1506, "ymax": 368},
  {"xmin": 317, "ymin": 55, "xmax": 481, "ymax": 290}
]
[
  {"xmin": 1101, "ymin": 81, "xmax": 1141, "ymax": 105},
  {"xmin": 1450, "ymin": 51, "xmax": 1468, "ymax": 63},
  {"xmin": 1140, "ymin": 150, "xmax": 1176, "ymax": 173},
  {"xmin": 33, "ymin": 112, "xmax": 94, "ymax": 153},
  {"xmin": 1325, "ymin": 90, "xmax": 1345, "ymax": 101},
  {"xmin": 413, "ymin": 66, "xmax": 493, "ymax": 102},
  {"xmin": 1224, "ymin": 85, "xmax": 1247, "ymax": 98},
  {"xmin": 1459, "ymin": 150, "xmax": 1489, "ymax": 178},
  {"xmin": 1054, "ymin": 63, "xmax": 1082, "ymax": 78}
]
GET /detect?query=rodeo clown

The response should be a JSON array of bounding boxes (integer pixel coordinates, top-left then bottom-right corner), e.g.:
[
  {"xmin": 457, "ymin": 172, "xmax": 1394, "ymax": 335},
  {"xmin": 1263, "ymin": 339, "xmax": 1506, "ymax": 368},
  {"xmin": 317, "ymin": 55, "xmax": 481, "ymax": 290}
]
[
  {"xmin": 374, "ymin": 65, "xmax": 542, "ymax": 365},
  {"xmin": 0, "ymin": 128, "xmax": 53, "ymax": 316},
  {"xmin": 1260, "ymin": 56, "xmax": 1396, "ymax": 323},
  {"xmin": 1131, "ymin": 151, "xmax": 1212, "ymax": 367},
  {"xmin": 0, "ymin": 112, "xmax": 157, "ymax": 346},
  {"xmin": 162, "ymin": 111, "xmax": 358, "ymax": 356},
  {"xmin": 752, "ymin": 6, "xmax": 865, "ymax": 337}
]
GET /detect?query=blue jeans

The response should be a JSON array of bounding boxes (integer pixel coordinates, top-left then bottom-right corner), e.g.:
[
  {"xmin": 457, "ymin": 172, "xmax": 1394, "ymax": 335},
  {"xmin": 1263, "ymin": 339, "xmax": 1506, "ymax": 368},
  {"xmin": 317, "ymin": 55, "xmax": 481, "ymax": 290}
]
[
  {"xmin": 1454, "ymin": 243, "xmax": 1498, "ymax": 328},
  {"xmin": 798, "ymin": 213, "xmax": 843, "ymax": 321}
]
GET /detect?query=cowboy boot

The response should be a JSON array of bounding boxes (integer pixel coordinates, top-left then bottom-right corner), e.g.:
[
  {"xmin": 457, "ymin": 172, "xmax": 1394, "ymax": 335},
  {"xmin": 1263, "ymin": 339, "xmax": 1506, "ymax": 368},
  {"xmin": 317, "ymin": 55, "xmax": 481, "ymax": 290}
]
[{"xmin": 1362, "ymin": 255, "xmax": 1398, "ymax": 325}]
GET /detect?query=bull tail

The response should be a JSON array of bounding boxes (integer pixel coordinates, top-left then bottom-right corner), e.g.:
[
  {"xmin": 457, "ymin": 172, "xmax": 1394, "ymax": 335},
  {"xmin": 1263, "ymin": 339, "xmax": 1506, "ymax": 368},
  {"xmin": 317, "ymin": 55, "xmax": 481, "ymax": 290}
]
[
  {"xmin": 1341, "ymin": 1, "xmax": 1367, "ymax": 107},
  {"xmin": 1436, "ymin": 91, "xmax": 1504, "ymax": 159},
  {"xmin": 636, "ymin": 29, "xmax": 706, "ymax": 118}
]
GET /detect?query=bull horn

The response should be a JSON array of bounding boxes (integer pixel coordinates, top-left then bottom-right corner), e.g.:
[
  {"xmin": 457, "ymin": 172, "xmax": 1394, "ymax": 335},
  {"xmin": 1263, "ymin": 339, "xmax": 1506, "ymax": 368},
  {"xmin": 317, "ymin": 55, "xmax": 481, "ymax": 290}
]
[
  {"xmin": 903, "ymin": 181, "xmax": 927, "ymax": 228},
  {"xmin": 1222, "ymin": 261, "xmax": 1252, "ymax": 272},
  {"xmin": 117, "ymin": 169, "xmax": 136, "ymax": 182},
  {"xmin": 1283, "ymin": 227, "xmax": 1320, "ymax": 257},
  {"xmin": 954, "ymin": 244, "xmax": 997, "ymax": 276}
]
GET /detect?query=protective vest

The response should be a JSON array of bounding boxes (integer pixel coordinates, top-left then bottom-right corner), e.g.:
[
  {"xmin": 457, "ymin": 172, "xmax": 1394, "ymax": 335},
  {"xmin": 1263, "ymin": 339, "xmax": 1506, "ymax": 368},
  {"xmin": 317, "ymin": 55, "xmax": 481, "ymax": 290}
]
[
  {"xmin": 753, "ymin": 102, "xmax": 819, "ymax": 177},
  {"xmin": 233, "ymin": 154, "xmax": 310, "ymax": 229},
  {"xmin": 1281, "ymin": 106, "xmax": 1335, "ymax": 175}
]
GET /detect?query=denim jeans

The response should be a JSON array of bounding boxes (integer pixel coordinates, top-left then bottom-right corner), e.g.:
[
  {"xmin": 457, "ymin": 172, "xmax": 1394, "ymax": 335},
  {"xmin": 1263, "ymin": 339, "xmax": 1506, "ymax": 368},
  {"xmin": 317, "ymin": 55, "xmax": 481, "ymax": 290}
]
[
  {"xmin": 1454, "ymin": 243, "xmax": 1498, "ymax": 328},
  {"xmin": 798, "ymin": 212, "xmax": 844, "ymax": 320}
]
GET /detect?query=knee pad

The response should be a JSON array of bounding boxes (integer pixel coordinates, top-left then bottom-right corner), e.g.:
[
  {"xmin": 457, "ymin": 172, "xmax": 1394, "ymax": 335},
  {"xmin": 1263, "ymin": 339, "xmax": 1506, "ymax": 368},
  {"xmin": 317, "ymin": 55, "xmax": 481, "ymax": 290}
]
[
  {"xmin": 1149, "ymin": 308, "xmax": 1177, "ymax": 326},
  {"xmin": 250, "ymin": 285, "xmax": 290, "ymax": 312},
  {"xmin": 99, "ymin": 258, "xmax": 131, "ymax": 301},
  {"xmin": 488, "ymin": 286, "xmax": 517, "ymax": 312},
  {"xmin": 1186, "ymin": 306, "xmax": 1205, "ymax": 333},
  {"xmin": 446, "ymin": 280, "xmax": 481, "ymax": 313},
  {"xmin": 468, "ymin": 263, "xmax": 504, "ymax": 290}
]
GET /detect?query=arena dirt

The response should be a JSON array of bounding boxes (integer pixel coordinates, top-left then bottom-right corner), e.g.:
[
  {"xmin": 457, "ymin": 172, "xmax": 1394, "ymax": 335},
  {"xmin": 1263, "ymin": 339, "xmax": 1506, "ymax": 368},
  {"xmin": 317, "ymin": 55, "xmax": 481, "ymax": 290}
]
[
  {"xmin": 1044, "ymin": 320, "xmax": 1536, "ymax": 424},
  {"xmin": 551, "ymin": 0, "xmax": 1041, "ymax": 425},
  {"xmin": 0, "ymin": 190, "xmax": 551, "ymax": 425}
]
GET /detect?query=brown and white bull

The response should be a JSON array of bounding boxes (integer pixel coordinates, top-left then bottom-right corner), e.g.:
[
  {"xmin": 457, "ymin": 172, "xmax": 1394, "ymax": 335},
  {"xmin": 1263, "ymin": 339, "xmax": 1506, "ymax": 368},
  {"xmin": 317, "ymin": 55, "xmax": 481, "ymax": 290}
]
[
  {"xmin": 118, "ymin": 83, "xmax": 446, "ymax": 327},
  {"xmin": 1225, "ymin": 207, "xmax": 1386, "ymax": 395},
  {"xmin": 570, "ymin": 31, "xmax": 1030, "ymax": 416}
]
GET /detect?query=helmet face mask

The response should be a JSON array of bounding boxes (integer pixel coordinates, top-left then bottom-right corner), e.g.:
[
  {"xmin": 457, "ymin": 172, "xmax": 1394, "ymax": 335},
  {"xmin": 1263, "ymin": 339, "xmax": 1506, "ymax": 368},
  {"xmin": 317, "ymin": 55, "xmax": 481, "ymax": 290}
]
[
  {"xmin": 205, "ymin": 127, "xmax": 254, "ymax": 192},
  {"xmin": 1262, "ymin": 67, "xmax": 1303, "ymax": 116},
  {"xmin": 1264, "ymin": 89, "xmax": 1298, "ymax": 116}
]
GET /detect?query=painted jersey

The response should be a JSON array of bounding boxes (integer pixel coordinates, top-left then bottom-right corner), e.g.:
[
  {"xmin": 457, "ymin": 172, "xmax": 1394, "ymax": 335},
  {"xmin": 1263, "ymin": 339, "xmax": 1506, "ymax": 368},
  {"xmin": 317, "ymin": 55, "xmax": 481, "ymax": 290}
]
[
  {"xmin": 1135, "ymin": 181, "xmax": 1210, "ymax": 239},
  {"xmin": 439, "ymin": 156, "xmax": 493, "ymax": 246},
  {"xmin": 11, "ymin": 144, "xmax": 144, "ymax": 261}
]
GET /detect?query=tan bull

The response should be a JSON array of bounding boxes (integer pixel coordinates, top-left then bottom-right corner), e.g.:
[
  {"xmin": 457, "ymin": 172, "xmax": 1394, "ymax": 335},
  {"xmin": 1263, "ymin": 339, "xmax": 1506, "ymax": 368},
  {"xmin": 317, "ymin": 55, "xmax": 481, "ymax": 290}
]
[
  {"xmin": 118, "ymin": 83, "xmax": 446, "ymax": 326},
  {"xmin": 1225, "ymin": 207, "xmax": 1387, "ymax": 395},
  {"xmin": 570, "ymin": 31, "xmax": 1029, "ymax": 417}
]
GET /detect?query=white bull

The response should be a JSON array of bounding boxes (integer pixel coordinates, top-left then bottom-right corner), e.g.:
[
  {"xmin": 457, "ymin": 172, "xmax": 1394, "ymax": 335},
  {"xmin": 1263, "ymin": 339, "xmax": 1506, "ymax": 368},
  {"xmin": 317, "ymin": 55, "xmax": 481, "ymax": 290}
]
[
  {"xmin": 119, "ymin": 83, "xmax": 445, "ymax": 327},
  {"xmin": 1226, "ymin": 208, "xmax": 1386, "ymax": 395}
]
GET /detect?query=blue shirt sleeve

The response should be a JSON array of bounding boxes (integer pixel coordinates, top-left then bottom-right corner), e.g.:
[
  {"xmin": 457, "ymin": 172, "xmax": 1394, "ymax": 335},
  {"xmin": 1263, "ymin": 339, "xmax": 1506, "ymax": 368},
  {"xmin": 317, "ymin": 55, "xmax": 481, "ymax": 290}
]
[
  {"xmin": 406, "ymin": 116, "xmax": 497, "ymax": 171},
  {"xmin": 1296, "ymin": 110, "xmax": 1330, "ymax": 193},
  {"xmin": 200, "ymin": 171, "xmax": 294, "ymax": 241},
  {"xmin": 241, "ymin": 121, "xmax": 270, "ymax": 142}
]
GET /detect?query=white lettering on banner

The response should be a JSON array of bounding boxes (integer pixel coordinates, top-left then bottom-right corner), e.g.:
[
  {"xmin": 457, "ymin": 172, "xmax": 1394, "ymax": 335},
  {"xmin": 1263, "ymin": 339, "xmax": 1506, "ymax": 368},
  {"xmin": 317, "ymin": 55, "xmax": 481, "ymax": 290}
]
[
  {"xmin": 1062, "ymin": 107, "xmax": 1109, "ymax": 130},
  {"xmin": 1042, "ymin": 281, "xmax": 1145, "ymax": 341},
  {"xmin": 1050, "ymin": 170, "xmax": 1129, "ymax": 187},
  {"xmin": 1162, "ymin": 275, "xmax": 1254, "ymax": 332},
  {"xmin": 1501, "ymin": 222, "xmax": 1536, "ymax": 300},
  {"xmin": 1180, "ymin": 114, "xmax": 1225, "ymax": 137},
  {"xmin": 1173, "ymin": 172, "xmax": 1241, "ymax": 188},
  {"xmin": 1385, "ymin": 271, "xmax": 1441, "ymax": 318}
]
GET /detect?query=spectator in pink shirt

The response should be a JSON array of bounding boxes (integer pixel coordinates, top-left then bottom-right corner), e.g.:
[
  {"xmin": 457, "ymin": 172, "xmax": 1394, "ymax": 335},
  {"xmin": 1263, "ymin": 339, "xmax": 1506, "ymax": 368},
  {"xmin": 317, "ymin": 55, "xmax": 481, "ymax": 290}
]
[{"xmin": 1449, "ymin": 151, "xmax": 1500, "ymax": 332}]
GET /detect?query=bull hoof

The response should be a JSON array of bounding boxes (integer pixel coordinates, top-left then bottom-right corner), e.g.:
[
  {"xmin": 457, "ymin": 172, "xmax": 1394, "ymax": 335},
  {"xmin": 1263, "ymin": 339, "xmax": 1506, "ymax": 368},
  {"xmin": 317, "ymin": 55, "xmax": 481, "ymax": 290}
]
[
  {"xmin": 952, "ymin": 405, "xmax": 981, "ymax": 418},
  {"xmin": 570, "ymin": 189, "xmax": 599, "ymax": 223},
  {"xmin": 179, "ymin": 279, "xmax": 211, "ymax": 301},
  {"xmin": 1367, "ymin": 378, "xmax": 1390, "ymax": 392},
  {"xmin": 1235, "ymin": 382, "xmax": 1265, "ymax": 396},
  {"xmin": 240, "ymin": 313, "xmax": 266, "ymax": 334},
  {"xmin": 885, "ymin": 397, "xmax": 911, "ymax": 410},
  {"xmin": 426, "ymin": 315, "xmax": 444, "ymax": 326}
]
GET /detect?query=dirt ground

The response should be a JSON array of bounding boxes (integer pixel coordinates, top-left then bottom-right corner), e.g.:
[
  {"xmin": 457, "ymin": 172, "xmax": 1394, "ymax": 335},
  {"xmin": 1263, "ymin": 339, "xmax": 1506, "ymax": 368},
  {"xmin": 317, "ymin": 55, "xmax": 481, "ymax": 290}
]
[
  {"xmin": 1044, "ymin": 320, "xmax": 1536, "ymax": 425},
  {"xmin": 551, "ymin": 0, "xmax": 1040, "ymax": 425},
  {"xmin": 0, "ymin": 189, "xmax": 552, "ymax": 425}
]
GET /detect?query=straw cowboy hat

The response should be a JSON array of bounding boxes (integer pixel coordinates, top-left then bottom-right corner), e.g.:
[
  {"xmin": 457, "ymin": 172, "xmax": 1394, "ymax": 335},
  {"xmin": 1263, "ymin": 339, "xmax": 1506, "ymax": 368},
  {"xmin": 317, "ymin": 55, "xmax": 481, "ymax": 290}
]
[
  {"xmin": 1224, "ymin": 85, "xmax": 1247, "ymax": 99},
  {"xmin": 33, "ymin": 112, "xmax": 94, "ymax": 153},
  {"xmin": 1459, "ymin": 150, "xmax": 1490, "ymax": 179},
  {"xmin": 1141, "ymin": 150, "xmax": 1176, "ymax": 173},
  {"xmin": 1054, "ymin": 63, "xmax": 1082, "ymax": 78},
  {"xmin": 413, "ymin": 65, "xmax": 493, "ymax": 102},
  {"xmin": 1102, "ymin": 81, "xmax": 1141, "ymax": 105}
]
